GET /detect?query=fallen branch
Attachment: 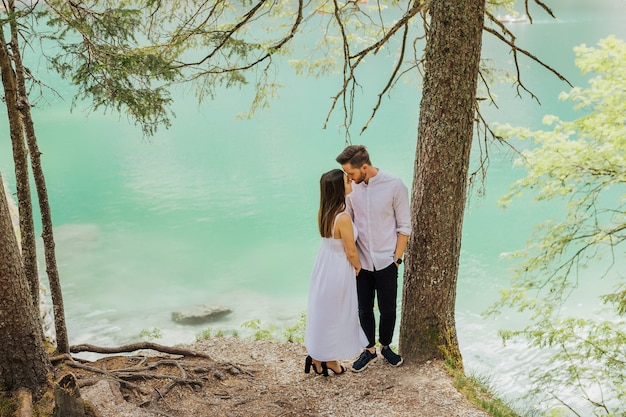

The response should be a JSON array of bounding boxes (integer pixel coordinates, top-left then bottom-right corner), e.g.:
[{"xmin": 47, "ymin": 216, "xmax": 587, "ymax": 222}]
[{"xmin": 69, "ymin": 342, "xmax": 213, "ymax": 359}]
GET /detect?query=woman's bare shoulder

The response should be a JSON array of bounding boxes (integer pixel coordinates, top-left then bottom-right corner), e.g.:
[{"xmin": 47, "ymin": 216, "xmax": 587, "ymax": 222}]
[{"xmin": 336, "ymin": 212, "xmax": 352, "ymax": 224}]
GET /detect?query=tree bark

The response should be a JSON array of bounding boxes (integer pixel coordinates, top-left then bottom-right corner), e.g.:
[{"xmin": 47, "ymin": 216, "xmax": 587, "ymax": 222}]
[
  {"xmin": 399, "ymin": 0, "xmax": 485, "ymax": 367},
  {"xmin": 53, "ymin": 374, "xmax": 86, "ymax": 417},
  {"xmin": 0, "ymin": 28, "xmax": 39, "ymax": 310},
  {"xmin": 8, "ymin": 7, "xmax": 70, "ymax": 354},
  {"xmin": 0, "ymin": 171, "xmax": 52, "ymax": 396}
]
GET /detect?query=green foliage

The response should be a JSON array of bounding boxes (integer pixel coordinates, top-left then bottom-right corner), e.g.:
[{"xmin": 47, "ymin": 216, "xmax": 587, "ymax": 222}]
[
  {"xmin": 196, "ymin": 328, "xmax": 213, "ymax": 341},
  {"xmin": 195, "ymin": 327, "xmax": 237, "ymax": 341},
  {"xmin": 486, "ymin": 0, "xmax": 518, "ymax": 15},
  {"xmin": 241, "ymin": 319, "xmax": 276, "ymax": 341},
  {"xmin": 490, "ymin": 36, "xmax": 626, "ymax": 416},
  {"xmin": 213, "ymin": 329, "xmax": 227, "ymax": 338},
  {"xmin": 34, "ymin": 0, "xmax": 307, "ymax": 136},
  {"xmin": 282, "ymin": 312, "xmax": 306, "ymax": 343},
  {"xmin": 195, "ymin": 315, "xmax": 305, "ymax": 343},
  {"xmin": 42, "ymin": 1, "xmax": 178, "ymax": 136},
  {"xmin": 138, "ymin": 327, "xmax": 163, "ymax": 340}
]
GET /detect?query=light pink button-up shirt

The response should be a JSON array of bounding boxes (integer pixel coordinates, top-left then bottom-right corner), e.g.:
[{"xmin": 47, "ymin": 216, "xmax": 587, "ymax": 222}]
[{"xmin": 346, "ymin": 170, "xmax": 411, "ymax": 271}]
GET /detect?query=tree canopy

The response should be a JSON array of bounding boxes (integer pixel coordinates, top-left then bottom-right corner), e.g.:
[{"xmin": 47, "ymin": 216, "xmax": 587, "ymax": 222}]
[{"xmin": 39, "ymin": 0, "xmax": 304, "ymax": 135}]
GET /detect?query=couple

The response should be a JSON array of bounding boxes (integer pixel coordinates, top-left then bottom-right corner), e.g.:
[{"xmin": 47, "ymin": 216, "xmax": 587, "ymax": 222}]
[{"xmin": 304, "ymin": 145, "xmax": 411, "ymax": 376}]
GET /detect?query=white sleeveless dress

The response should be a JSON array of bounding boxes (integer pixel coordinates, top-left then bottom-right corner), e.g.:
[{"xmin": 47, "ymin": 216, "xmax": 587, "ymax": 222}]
[{"xmin": 304, "ymin": 212, "xmax": 368, "ymax": 361}]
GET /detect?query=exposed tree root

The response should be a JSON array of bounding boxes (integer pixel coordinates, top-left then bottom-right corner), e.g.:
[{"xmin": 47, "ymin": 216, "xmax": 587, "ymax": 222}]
[
  {"xmin": 53, "ymin": 342, "xmax": 258, "ymax": 414},
  {"xmin": 15, "ymin": 388, "xmax": 33, "ymax": 417}
]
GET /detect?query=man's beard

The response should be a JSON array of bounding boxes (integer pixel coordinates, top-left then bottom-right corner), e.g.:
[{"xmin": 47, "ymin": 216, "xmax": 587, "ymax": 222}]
[{"xmin": 353, "ymin": 171, "xmax": 366, "ymax": 184}]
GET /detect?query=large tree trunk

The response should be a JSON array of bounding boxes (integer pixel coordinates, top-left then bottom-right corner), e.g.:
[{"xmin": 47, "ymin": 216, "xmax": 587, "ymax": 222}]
[
  {"xmin": 399, "ymin": 0, "xmax": 485, "ymax": 367},
  {"xmin": 9, "ymin": 9, "xmax": 70, "ymax": 354},
  {"xmin": 0, "ymin": 171, "xmax": 52, "ymax": 396}
]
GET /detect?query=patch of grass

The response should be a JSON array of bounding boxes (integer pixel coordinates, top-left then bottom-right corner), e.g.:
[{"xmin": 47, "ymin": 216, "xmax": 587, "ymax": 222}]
[
  {"xmin": 282, "ymin": 313, "xmax": 306, "ymax": 343},
  {"xmin": 196, "ymin": 328, "xmax": 213, "ymax": 341},
  {"xmin": 444, "ymin": 361, "xmax": 533, "ymax": 417},
  {"xmin": 0, "ymin": 394, "xmax": 16, "ymax": 417},
  {"xmin": 241, "ymin": 319, "xmax": 276, "ymax": 341},
  {"xmin": 196, "ymin": 314, "xmax": 305, "ymax": 343},
  {"xmin": 138, "ymin": 327, "xmax": 163, "ymax": 341},
  {"xmin": 196, "ymin": 327, "xmax": 240, "ymax": 341}
]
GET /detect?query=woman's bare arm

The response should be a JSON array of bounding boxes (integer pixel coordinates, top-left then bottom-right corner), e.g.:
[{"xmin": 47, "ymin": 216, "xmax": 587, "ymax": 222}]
[{"xmin": 335, "ymin": 213, "xmax": 361, "ymax": 275}]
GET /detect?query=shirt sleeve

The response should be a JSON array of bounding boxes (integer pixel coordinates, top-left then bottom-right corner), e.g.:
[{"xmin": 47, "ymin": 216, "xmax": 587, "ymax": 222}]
[
  {"xmin": 346, "ymin": 194, "xmax": 354, "ymax": 218},
  {"xmin": 394, "ymin": 181, "xmax": 411, "ymax": 236}
]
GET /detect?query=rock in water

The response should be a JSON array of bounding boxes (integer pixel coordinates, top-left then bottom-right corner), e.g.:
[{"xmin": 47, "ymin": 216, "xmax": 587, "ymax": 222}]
[{"xmin": 171, "ymin": 305, "xmax": 232, "ymax": 325}]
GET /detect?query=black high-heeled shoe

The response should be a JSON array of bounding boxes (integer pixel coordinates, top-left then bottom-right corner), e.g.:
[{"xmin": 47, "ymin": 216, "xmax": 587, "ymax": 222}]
[
  {"xmin": 306, "ymin": 356, "xmax": 326, "ymax": 375},
  {"xmin": 328, "ymin": 364, "xmax": 346, "ymax": 375},
  {"xmin": 320, "ymin": 361, "xmax": 329, "ymax": 377},
  {"xmin": 304, "ymin": 355, "xmax": 313, "ymax": 374}
]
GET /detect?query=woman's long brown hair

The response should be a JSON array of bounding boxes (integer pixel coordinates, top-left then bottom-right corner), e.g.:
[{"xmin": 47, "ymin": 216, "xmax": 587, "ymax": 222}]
[{"xmin": 318, "ymin": 169, "xmax": 346, "ymax": 238}]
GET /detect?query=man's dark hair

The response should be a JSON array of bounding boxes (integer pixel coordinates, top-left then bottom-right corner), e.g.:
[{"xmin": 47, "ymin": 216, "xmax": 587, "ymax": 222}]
[{"xmin": 335, "ymin": 145, "xmax": 371, "ymax": 168}]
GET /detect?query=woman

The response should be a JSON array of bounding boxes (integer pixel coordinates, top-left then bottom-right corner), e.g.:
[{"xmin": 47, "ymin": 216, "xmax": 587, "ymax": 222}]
[{"xmin": 304, "ymin": 169, "xmax": 368, "ymax": 376}]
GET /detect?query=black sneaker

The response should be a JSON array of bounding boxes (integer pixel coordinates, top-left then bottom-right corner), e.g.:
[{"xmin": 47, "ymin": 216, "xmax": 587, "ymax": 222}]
[
  {"xmin": 351, "ymin": 350, "xmax": 377, "ymax": 372},
  {"xmin": 381, "ymin": 346, "xmax": 404, "ymax": 367}
]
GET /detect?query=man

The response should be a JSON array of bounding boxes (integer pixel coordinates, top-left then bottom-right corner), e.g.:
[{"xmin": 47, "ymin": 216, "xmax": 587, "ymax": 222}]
[{"xmin": 336, "ymin": 145, "xmax": 411, "ymax": 372}]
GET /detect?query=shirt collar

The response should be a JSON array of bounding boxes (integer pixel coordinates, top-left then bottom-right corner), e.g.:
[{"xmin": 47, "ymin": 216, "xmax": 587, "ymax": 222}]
[{"xmin": 365, "ymin": 169, "xmax": 382, "ymax": 185}]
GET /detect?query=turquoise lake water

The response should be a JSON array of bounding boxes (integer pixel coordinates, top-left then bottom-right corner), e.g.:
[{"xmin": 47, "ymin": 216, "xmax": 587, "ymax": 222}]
[{"xmin": 1, "ymin": 1, "xmax": 625, "ymax": 414}]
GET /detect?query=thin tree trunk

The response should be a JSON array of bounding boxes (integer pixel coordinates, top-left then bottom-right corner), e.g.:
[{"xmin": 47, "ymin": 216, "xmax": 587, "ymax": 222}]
[
  {"xmin": 0, "ymin": 171, "xmax": 52, "ymax": 396},
  {"xmin": 399, "ymin": 0, "xmax": 485, "ymax": 367},
  {"xmin": 0, "ymin": 29, "xmax": 39, "ymax": 309},
  {"xmin": 8, "ymin": 6, "xmax": 70, "ymax": 354}
]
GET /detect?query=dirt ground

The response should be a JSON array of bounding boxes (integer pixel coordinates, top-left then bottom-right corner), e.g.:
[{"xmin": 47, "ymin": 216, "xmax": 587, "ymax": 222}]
[{"xmin": 74, "ymin": 337, "xmax": 492, "ymax": 417}]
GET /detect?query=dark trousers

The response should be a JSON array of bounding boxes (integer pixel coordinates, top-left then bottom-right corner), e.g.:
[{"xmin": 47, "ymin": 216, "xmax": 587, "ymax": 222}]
[{"xmin": 356, "ymin": 263, "xmax": 398, "ymax": 348}]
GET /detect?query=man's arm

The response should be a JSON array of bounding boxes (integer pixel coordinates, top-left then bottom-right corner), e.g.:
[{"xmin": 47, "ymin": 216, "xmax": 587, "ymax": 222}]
[
  {"xmin": 394, "ymin": 233, "xmax": 409, "ymax": 263},
  {"xmin": 393, "ymin": 180, "xmax": 411, "ymax": 263}
]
